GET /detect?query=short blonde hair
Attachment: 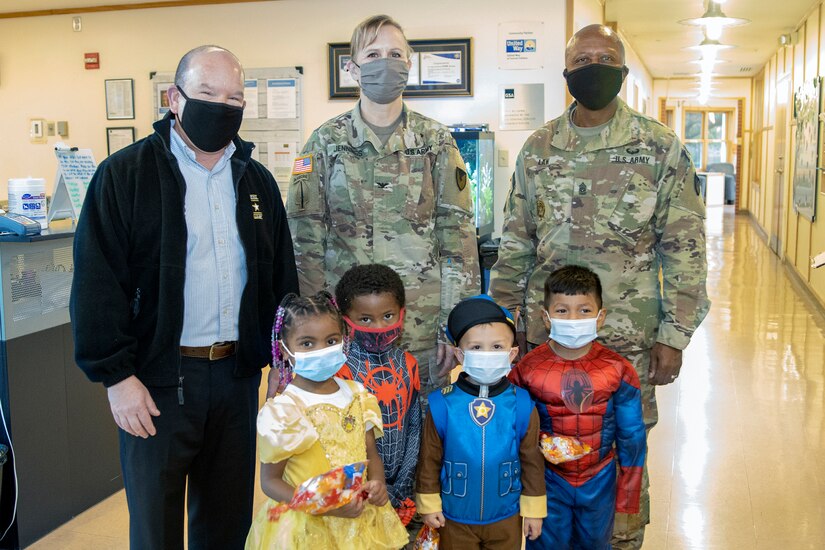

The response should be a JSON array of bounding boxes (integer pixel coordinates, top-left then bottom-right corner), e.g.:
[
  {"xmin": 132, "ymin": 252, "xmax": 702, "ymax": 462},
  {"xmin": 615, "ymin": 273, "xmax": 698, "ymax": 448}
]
[{"xmin": 350, "ymin": 14, "xmax": 413, "ymax": 62}]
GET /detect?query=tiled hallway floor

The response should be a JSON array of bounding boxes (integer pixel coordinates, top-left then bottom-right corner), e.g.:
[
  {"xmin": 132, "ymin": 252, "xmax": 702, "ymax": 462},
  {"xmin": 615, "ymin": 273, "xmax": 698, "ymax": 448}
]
[{"xmin": 27, "ymin": 206, "xmax": 825, "ymax": 549}]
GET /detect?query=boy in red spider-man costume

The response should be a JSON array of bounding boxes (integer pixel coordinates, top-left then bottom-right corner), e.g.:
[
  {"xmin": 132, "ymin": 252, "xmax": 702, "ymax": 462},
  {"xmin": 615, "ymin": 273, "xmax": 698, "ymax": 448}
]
[
  {"xmin": 510, "ymin": 265, "xmax": 646, "ymax": 550},
  {"xmin": 335, "ymin": 264, "xmax": 421, "ymax": 530}
]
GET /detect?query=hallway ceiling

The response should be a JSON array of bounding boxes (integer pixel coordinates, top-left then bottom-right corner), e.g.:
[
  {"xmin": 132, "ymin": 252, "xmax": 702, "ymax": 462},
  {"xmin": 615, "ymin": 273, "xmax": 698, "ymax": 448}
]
[
  {"xmin": 606, "ymin": 0, "xmax": 818, "ymax": 79},
  {"xmin": 1, "ymin": 0, "xmax": 817, "ymax": 81}
]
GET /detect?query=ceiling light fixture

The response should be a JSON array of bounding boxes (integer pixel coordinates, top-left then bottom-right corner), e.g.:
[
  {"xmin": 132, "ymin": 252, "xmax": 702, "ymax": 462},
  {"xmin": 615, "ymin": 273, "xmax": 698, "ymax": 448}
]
[
  {"xmin": 679, "ymin": 1, "xmax": 750, "ymax": 30},
  {"xmin": 686, "ymin": 35, "xmax": 734, "ymax": 59}
]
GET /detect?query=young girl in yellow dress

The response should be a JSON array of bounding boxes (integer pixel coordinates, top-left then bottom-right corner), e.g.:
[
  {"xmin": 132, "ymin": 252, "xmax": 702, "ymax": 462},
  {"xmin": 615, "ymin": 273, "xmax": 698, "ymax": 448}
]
[{"xmin": 245, "ymin": 291, "xmax": 408, "ymax": 549}]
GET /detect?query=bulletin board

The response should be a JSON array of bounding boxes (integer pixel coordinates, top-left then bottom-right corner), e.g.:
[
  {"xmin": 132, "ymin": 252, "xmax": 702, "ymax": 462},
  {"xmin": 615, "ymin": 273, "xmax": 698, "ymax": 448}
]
[{"xmin": 150, "ymin": 67, "xmax": 304, "ymax": 203}]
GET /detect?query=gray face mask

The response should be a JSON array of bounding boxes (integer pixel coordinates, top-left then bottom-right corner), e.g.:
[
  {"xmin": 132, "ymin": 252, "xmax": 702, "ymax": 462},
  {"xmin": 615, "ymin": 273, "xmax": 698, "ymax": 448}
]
[{"xmin": 355, "ymin": 58, "xmax": 409, "ymax": 104}]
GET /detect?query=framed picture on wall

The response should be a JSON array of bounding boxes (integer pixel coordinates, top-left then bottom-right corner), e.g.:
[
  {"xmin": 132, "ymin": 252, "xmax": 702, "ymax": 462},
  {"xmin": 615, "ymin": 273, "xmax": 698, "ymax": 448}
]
[
  {"xmin": 328, "ymin": 38, "xmax": 472, "ymax": 99},
  {"xmin": 105, "ymin": 78, "xmax": 135, "ymax": 120},
  {"xmin": 106, "ymin": 126, "xmax": 135, "ymax": 155}
]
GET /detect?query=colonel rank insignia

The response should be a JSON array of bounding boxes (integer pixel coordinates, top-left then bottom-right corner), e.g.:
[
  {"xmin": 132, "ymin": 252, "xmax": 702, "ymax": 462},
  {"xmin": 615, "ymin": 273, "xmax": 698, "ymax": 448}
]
[{"xmin": 469, "ymin": 397, "xmax": 495, "ymax": 427}]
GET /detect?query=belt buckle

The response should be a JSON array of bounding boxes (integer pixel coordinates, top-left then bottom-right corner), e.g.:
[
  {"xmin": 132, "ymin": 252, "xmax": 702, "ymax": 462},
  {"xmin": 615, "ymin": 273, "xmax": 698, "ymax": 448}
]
[{"xmin": 208, "ymin": 343, "xmax": 222, "ymax": 361}]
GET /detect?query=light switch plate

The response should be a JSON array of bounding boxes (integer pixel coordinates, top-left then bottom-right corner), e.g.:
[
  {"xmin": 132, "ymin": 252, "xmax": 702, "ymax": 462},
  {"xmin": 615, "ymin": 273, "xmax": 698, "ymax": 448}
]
[
  {"xmin": 497, "ymin": 148, "xmax": 509, "ymax": 167},
  {"xmin": 57, "ymin": 121, "xmax": 69, "ymax": 137},
  {"xmin": 46, "ymin": 121, "xmax": 56, "ymax": 136}
]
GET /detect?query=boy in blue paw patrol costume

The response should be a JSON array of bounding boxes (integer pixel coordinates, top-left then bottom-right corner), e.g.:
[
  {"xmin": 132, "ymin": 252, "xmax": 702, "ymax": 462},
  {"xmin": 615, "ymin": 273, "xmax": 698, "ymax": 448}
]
[{"xmin": 415, "ymin": 295, "xmax": 546, "ymax": 549}]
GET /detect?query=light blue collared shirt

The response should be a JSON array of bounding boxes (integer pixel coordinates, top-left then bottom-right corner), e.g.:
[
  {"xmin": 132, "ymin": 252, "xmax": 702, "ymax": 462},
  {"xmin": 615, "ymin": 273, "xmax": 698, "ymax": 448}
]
[{"xmin": 169, "ymin": 121, "xmax": 248, "ymax": 346}]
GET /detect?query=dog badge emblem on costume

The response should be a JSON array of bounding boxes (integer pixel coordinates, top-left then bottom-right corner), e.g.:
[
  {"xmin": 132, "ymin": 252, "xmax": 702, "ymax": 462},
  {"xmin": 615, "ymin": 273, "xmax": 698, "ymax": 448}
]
[
  {"xmin": 561, "ymin": 368, "xmax": 595, "ymax": 413},
  {"xmin": 469, "ymin": 397, "xmax": 495, "ymax": 427}
]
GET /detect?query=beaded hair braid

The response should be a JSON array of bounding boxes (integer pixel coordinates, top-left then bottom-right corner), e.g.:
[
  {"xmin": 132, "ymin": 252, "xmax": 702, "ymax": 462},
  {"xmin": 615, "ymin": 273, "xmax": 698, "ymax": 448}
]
[{"xmin": 271, "ymin": 291, "xmax": 343, "ymax": 389}]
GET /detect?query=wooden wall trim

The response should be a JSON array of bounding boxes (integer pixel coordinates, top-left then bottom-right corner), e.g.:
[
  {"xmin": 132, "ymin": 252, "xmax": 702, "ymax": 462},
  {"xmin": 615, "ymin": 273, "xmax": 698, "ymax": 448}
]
[{"xmin": 0, "ymin": 0, "xmax": 270, "ymax": 19}]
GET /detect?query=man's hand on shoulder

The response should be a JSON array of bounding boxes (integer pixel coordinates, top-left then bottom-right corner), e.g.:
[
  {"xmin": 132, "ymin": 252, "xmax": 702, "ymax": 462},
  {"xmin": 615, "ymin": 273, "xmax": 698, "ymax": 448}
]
[
  {"xmin": 648, "ymin": 343, "xmax": 682, "ymax": 385},
  {"xmin": 107, "ymin": 375, "xmax": 161, "ymax": 438}
]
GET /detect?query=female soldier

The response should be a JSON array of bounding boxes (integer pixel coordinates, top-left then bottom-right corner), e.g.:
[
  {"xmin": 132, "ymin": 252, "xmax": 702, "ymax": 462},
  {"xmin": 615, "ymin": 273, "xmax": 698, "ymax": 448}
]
[{"xmin": 285, "ymin": 14, "xmax": 480, "ymax": 403}]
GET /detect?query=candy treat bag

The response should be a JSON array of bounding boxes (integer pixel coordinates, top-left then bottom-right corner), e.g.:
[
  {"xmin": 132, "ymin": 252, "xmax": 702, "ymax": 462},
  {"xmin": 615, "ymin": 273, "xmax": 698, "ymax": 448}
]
[
  {"xmin": 413, "ymin": 524, "xmax": 440, "ymax": 550},
  {"xmin": 268, "ymin": 461, "xmax": 368, "ymax": 521},
  {"xmin": 539, "ymin": 434, "xmax": 591, "ymax": 465}
]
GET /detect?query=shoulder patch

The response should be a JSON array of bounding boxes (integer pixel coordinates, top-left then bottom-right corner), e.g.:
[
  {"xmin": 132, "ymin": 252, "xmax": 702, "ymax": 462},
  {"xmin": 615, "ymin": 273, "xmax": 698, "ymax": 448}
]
[
  {"xmin": 292, "ymin": 155, "xmax": 313, "ymax": 175},
  {"xmin": 456, "ymin": 167, "xmax": 467, "ymax": 191}
]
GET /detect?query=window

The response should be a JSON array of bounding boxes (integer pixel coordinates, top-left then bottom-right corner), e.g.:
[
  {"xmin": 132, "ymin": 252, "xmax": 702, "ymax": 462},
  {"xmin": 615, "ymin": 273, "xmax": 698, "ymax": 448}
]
[{"xmin": 683, "ymin": 109, "xmax": 735, "ymax": 171}]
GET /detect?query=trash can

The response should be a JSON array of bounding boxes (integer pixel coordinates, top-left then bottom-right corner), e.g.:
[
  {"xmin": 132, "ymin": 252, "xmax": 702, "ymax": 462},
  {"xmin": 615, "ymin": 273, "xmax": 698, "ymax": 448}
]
[{"xmin": 479, "ymin": 238, "xmax": 500, "ymax": 294}]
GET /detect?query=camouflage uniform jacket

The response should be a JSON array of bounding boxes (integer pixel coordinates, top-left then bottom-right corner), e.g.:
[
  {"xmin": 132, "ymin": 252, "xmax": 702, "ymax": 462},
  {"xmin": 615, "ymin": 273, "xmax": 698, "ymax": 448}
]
[
  {"xmin": 489, "ymin": 99, "xmax": 710, "ymax": 352},
  {"xmin": 287, "ymin": 102, "xmax": 480, "ymax": 352}
]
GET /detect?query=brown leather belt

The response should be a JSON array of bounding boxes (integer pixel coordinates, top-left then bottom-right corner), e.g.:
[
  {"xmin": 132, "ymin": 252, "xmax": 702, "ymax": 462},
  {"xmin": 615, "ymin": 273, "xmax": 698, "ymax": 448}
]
[{"xmin": 180, "ymin": 341, "xmax": 237, "ymax": 360}]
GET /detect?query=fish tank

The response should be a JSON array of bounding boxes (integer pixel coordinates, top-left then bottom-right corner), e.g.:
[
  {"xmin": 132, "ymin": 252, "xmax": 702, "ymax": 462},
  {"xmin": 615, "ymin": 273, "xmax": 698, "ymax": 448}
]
[{"xmin": 450, "ymin": 128, "xmax": 495, "ymax": 241}]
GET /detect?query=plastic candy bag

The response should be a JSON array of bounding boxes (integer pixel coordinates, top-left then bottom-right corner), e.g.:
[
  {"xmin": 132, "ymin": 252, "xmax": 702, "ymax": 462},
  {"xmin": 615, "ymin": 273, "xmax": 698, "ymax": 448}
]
[
  {"xmin": 413, "ymin": 524, "xmax": 440, "ymax": 550},
  {"xmin": 540, "ymin": 433, "xmax": 591, "ymax": 464},
  {"xmin": 268, "ymin": 461, "xmax": 368, "ymax": 521}
]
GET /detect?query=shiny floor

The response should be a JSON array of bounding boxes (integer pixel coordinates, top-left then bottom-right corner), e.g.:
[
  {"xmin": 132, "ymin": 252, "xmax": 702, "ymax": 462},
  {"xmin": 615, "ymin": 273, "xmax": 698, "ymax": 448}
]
[{"xmin": 27, "ymin": 206, "xmax": 825, "ymax": 549}]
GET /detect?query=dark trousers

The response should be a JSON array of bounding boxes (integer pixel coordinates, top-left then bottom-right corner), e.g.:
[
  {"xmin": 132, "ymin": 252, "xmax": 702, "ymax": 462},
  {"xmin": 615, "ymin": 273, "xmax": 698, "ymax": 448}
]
[
  {"xmin": 119, "ymin": 355, "xmax": 260, "ymax": 550},
  {"xmin": 441, "ymin": 513, "xmax": 522, "ymax": 550}
]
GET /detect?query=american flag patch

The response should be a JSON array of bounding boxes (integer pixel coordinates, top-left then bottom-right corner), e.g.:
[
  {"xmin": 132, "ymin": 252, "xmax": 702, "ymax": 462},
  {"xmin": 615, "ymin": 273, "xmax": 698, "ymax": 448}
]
[{"xmin": 292, "ymin": 155, "xmax": 313, "ymax": 175}]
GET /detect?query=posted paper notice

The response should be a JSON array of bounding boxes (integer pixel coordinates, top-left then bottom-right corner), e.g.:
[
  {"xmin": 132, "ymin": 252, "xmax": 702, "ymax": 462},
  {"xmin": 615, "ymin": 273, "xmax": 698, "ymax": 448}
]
[
  {"xmin": 267, "ymin": 79, "xmax": 297, "ymax": 119},
  {"xmin": 244, "ymin": 79, "xmax": 259, "ymax": 119},
  {"xmin": 498, "ymin": 21, "xmax": 544, "ymax": 70}
]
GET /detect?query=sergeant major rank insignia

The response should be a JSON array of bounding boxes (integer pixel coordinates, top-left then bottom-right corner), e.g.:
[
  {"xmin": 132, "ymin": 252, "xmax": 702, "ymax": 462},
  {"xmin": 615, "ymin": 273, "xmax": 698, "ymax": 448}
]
[{"xmin": 469, "ymin": 397, "xmax": 495, "ymax": 427}]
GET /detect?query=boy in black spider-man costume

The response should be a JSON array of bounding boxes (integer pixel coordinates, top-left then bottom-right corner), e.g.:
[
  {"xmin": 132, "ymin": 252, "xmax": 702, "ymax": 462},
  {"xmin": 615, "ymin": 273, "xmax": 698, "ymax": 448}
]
[
  {"xmin": 511, "ymin": 265, "xmax": 647, "ymax": 550},
  {"xmin": 335, "ymin": 264, "xmax": 421, "ymax": 528}
]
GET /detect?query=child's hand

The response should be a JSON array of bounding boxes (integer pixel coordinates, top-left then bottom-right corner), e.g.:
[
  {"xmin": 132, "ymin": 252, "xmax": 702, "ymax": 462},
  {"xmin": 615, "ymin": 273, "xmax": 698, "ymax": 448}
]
[
  {"xmin": 523, "ymin": 517, "xmax": 542, "ymax": 540},
  {"xmin": 422, "ymin": 511, "xmax": 446, "ymax": 529},
  {"xmin": 318, "ymin": 495, "xmax": 366, "ymax": 518},
  {"xmin": 362, "ymin": 479, "xmax": 388, "ymax": 506}
]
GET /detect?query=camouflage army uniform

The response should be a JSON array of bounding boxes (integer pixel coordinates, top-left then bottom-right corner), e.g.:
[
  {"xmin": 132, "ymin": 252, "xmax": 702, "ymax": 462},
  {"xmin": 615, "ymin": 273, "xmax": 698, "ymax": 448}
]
[
  {"xmin": 489, "ymin": 99, "xmax": 710, "ymax": 549},
  {"xmin": 287, "ymin": 102, "xmax": 480, "ymax": 398}
]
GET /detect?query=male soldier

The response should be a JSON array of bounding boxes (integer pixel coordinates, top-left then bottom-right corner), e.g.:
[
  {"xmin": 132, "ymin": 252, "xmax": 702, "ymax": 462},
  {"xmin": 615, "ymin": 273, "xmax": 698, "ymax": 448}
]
[
  {"xmin": 286, "ymin": 15, "xmax": 480, "ymax": 402},
  {"xmin": 489, "ymin": 24, "xmax": 710, "ymax": 549}
]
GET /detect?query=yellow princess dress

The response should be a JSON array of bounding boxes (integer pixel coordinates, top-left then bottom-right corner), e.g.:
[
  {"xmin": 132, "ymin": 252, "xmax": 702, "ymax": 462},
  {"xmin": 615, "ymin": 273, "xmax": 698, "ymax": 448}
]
[{"xmin": 245, "ymin": 378, "xmax": 409, "ymax": 550}]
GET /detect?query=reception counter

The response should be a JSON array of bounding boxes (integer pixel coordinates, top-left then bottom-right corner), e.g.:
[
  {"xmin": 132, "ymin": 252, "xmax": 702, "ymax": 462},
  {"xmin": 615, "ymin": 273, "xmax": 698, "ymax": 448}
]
[{"xmin": 0, "ymin": 221, "xmax": 122, "ymax": 548}]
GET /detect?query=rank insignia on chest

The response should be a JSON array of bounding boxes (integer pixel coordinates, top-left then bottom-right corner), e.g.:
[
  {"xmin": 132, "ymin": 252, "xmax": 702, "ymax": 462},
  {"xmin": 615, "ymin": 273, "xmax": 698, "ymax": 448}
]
[
  {"xmin": 536, "ymin": 198, "xmax": 546, "ymax": 219},
  {"xmin": 456, "ymin": 168, "xmax": 467, "ymax": 191},
  {"xmin": 469, "ymin": 397, "xmax": 496, "ymax": 427}
]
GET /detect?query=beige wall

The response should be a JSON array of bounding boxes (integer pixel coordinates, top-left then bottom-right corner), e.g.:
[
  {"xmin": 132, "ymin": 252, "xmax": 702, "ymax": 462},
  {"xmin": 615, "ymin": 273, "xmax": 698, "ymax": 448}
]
[
  {"xmin": 0, "ymin": 0, "xmax": 571, "ymax": 236},
  {"xmin": 570, "ymin": 0, "xmax": 654, "ymax": 115},
  {"xmin": 749, "ymin": 2, "xmax": 825, "ymax": 309}
]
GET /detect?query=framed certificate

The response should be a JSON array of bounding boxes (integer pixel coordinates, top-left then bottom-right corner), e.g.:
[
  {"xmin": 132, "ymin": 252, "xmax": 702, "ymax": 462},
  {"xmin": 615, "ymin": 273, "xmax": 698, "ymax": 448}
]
[
  {"xmin": 105, "ymin": 78, "xmax": 135, "ymax": 120},
  {"xmin": 328, "ymin": 38, "xmax": 472, "ymax": 99},
  {"xmin": 106, "ymin": 126, "xmax": 135, "ymax": 155}
]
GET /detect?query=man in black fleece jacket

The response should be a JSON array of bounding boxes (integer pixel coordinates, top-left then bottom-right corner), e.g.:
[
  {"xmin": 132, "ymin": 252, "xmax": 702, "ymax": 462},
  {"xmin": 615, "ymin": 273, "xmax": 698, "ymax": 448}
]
[{"xmin": 70, "ymin": 45, "xmax": 298, "ymax": 549}]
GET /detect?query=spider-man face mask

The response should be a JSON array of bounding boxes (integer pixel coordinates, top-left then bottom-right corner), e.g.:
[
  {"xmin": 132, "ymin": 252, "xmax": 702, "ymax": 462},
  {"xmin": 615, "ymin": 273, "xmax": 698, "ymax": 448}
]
[{"xmin": 344, "ymin": 309, "xmax": 405, "ymax": 354}]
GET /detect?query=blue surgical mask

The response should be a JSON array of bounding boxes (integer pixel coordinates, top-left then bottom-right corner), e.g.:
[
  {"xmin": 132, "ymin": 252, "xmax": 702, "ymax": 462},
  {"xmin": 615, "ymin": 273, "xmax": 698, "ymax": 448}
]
[
  {"xmin": 281, "ymin": 342, "xmax": 346, "ymax": 382},
  {"xmin": 461, "ymin": 350, "xmax": 513, "ymax": 385},
  {"xmin": 548, "ymin": 315, "xmax": 600, "ymax": 349}
]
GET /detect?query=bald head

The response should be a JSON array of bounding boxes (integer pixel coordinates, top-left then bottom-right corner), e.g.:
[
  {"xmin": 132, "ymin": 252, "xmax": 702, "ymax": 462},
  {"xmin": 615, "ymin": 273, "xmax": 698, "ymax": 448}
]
[
  {"xmin": 565, "ymin": 24, "xmax": 625, "ymax": 69},
  {"xmin": 175, "ymin": 45, "xmax": 244, "ymax": 90}
]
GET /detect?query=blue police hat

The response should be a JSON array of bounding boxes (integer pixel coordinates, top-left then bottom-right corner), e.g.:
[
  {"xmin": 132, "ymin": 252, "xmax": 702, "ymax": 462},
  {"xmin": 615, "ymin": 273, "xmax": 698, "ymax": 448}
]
[{"xmin": 445, "ymin": 294, "xmax": 516, "ymax": 346}]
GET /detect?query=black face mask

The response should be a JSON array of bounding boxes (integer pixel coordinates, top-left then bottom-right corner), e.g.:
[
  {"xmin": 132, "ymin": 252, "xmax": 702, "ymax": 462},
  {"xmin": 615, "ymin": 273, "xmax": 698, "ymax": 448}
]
[
  {"xmin": 176, "ymin": 86, "xmax": 244, "ymax": 153},
  {"xmin": 563, "ymin": 64, "xmax": 626, "ymax": 111}
]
